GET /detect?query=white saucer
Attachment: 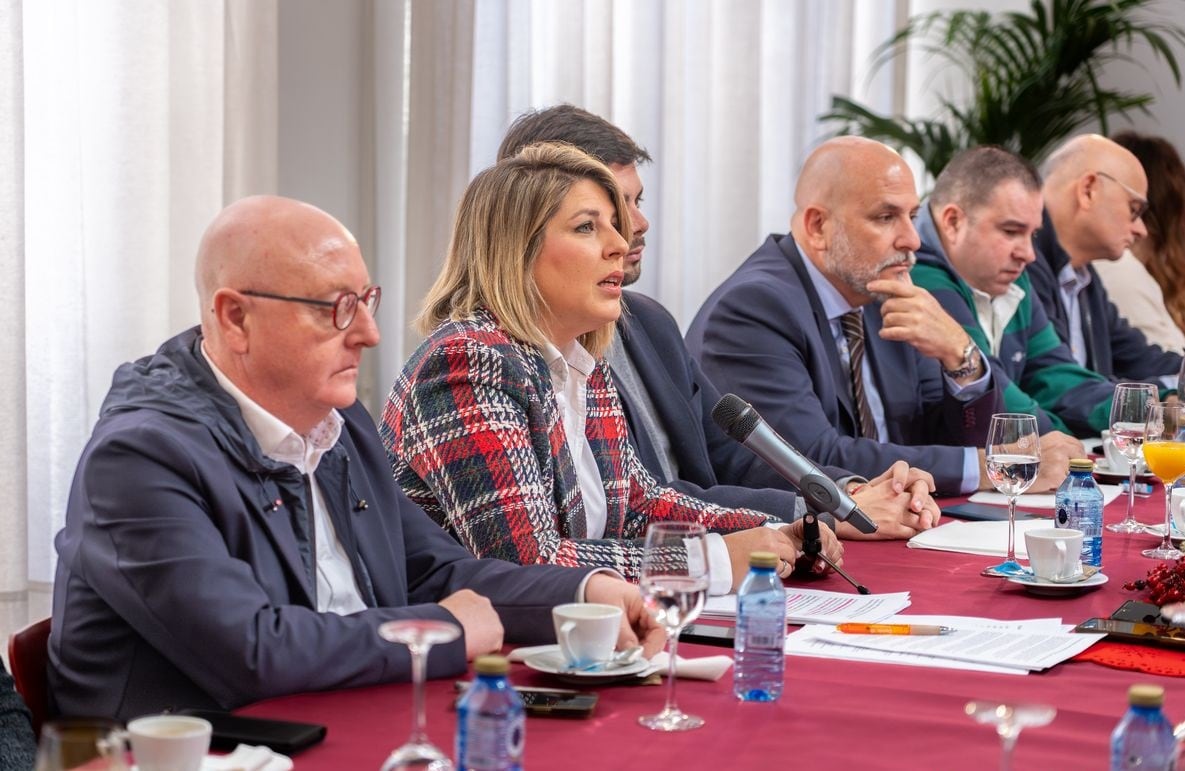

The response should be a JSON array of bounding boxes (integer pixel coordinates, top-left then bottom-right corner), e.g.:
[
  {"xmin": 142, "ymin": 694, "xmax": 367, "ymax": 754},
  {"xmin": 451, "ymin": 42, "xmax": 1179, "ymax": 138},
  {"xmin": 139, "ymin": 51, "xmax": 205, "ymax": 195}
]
[
  {"xmin": 1093, "ymin": 459, "xmax": 1153, "ymax": 480},
  {"xmin": 1006, "ymin": 571, "xmax": 1108, "ymax": 595},
  {"xmin": 1141, "ymin": 523, "xmax": 1185, "ymax": 543},
  {"xmin": 523, "ymin": 648, "xmax": 650, "ymax": 679}
]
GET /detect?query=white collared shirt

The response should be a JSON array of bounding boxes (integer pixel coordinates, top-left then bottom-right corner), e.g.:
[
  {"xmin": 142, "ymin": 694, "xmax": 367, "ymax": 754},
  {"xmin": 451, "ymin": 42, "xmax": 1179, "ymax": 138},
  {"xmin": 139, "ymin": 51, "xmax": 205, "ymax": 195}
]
[
  {"xmin": 202, "ymin": 344, "xmax": 367, "ymax": 615},
  {"xmin": 542, "ymin": 340, "xmax": 732, "ymax": 594},
  {"xmin": 542, "ymin": 340, "xmax": 609, "ymax": 538},
  {"xmin": 1056, "ymin": 261, "xmax": 1092, "ymax": 367},
  {"xmin": 970, "ymin": 282, "xmax": 1026, "ymax": 356}
]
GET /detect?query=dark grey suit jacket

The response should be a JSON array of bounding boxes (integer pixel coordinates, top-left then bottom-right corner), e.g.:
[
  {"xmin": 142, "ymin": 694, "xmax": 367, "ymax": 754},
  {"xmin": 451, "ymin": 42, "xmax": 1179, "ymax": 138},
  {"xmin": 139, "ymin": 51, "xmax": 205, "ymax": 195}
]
[
  {"xmin": 50, "ymin": 329, "xmax": 587, "ymax": 720},
  {"xmin": 616, "ymin": 291, "xmax": 856, "ymax": 523},
  {"xmin": 685, "ymin": 234, "xmax": 1000, "ymax": 494}
]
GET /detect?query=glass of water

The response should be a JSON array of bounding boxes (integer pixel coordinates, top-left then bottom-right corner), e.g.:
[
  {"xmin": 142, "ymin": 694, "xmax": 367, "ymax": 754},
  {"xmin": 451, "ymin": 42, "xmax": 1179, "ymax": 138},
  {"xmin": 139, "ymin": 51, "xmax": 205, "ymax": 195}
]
[
  {"xmin": 637, "ymin": 522, "xmax": 709, "ymax": 732},
  {"xmin": 981, "ymin": 413, "xmax": 1040, "ymax": 578},
  {"xmin": 1107, "ymin": 382, "xmax": 1158, "ymax": 533}
]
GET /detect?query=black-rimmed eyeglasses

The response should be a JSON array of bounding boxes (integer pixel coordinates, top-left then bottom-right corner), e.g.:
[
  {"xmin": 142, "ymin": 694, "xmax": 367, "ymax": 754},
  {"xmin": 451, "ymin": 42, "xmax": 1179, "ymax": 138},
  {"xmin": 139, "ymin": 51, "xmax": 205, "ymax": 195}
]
[
  {"xmin": 1096, "ymin": 170, "xmax": 1149, "ymax": 223},
  {"xmin": 241, "ymin": 286, "xmax": 382, "ymax": 330}
]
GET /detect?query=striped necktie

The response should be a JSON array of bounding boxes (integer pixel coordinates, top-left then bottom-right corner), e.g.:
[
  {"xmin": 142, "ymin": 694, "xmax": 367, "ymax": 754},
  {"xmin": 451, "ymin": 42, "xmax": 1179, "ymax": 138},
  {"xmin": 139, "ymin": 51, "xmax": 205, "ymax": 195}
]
[{"xmin": 840, "ymin": 310, "xmax": 878, "ymax": 440}]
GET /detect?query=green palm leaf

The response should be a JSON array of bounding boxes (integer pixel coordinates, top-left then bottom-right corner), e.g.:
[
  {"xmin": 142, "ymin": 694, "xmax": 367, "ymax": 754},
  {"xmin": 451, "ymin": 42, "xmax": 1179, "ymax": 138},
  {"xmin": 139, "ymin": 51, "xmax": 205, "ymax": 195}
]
[{"xmin": 823, "ymin": 0, "xmax": 1185, "ymax": 179}]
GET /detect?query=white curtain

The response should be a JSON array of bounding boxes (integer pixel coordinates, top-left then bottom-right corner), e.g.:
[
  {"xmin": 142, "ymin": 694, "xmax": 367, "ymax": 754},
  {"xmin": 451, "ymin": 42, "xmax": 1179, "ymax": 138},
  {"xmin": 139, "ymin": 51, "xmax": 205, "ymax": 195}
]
[
  {"xmin": 1, "ymin": 0, "xmax": 907, "ymax": 645},
  {"xmin": 459, "ymin": 0, "xmax": 902, "ymax": 325},
  {"xmin": 2, "ymin": 0, "xmax": 277, "ymax": 644}
]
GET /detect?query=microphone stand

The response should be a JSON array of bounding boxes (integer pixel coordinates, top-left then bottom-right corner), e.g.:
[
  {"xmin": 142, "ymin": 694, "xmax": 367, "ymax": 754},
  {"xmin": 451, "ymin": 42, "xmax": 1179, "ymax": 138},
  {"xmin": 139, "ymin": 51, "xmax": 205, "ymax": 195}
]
[{"xmin": 800, "ymin": 511, "xmax": 871, "ymax": 595}]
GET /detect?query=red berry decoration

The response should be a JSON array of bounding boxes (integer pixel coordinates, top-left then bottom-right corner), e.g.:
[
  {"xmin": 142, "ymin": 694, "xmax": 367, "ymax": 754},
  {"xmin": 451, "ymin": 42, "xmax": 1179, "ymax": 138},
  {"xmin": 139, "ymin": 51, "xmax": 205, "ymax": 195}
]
[{"xmin": 1125, "ymin": 561, "xmax": 1185, "ymax": 604}]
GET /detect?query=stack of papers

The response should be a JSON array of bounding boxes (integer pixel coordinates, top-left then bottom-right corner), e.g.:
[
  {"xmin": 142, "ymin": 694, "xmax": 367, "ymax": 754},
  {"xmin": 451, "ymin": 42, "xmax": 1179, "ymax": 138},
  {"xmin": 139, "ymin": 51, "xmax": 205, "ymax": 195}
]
[
  {"xmin": 784, "ymin": 615, "xmax": 1104, "ymax": 675},
  {"xmin": 702, "ymin": 588, "xmax": 910, "ymax": 624},
  {"xmin": 908, "ymin": 518, "xmax": 1051, "ymax": 558}
]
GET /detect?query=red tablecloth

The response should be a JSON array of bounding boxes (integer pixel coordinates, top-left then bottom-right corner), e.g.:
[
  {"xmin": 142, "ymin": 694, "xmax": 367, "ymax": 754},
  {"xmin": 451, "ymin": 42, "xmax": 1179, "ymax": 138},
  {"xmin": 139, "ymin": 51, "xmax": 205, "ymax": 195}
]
[{"xmin": 240, "ymin": 488, "xmax": 1182, "ymax": 770}]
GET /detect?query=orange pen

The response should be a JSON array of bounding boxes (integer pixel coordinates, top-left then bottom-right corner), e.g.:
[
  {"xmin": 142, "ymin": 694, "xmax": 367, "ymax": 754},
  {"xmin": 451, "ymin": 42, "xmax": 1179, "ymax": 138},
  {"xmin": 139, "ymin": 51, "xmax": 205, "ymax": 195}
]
[{"xmin": 835, "ymin": 623, "xmax": 954, "ymax": 636}]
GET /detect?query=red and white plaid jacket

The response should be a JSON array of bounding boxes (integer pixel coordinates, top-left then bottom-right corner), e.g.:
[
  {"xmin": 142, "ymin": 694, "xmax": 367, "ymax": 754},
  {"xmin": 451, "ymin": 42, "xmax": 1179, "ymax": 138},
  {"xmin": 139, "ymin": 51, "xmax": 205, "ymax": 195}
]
[{"xmin": 381, "ymin": 309, "xmax": 770, "ymax": 582}]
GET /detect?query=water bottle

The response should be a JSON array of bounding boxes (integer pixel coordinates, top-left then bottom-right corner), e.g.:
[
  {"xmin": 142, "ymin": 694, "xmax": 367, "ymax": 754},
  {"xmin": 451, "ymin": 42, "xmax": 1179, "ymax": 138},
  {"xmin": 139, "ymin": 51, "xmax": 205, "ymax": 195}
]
[
  {"xmin": 1111, "ymin": 684, "xmax": 1176, "ymax": 770},
  {"xmin": 733, "ymin": 551, "xmax": 786, "ymax": 702},
  {"xmin": 456, "ymin": 655, "xmax": 525, "ymax": 770},
  {"xmin": 1054, "ymin": 458, "xmax": 1103, "ymax": 567}
]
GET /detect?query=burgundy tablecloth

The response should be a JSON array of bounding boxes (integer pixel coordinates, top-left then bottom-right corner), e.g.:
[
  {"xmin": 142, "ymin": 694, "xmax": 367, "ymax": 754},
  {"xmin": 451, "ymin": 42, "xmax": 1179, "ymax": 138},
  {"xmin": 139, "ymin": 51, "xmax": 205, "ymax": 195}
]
[{"xmin": 240, "ymin": 489, "xmax": 1182, "ymax": 770}]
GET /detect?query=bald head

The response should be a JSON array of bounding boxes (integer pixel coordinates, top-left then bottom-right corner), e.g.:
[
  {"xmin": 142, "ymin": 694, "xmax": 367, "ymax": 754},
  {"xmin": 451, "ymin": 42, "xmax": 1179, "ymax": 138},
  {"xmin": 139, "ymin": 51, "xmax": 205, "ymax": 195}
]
[
  {"xmin": 195, "ymin": 195, "xmax": 358, "ymax": 320},
  {"xmin": 195, "ymin": 195, "xmax": 378, "ymax": 434},
  {"xmin": 794, "ymin": 136, "xmax": 914, "ymax": 217},
  {"xmin": 1043, "ymin": 134, "xmax": 1146, "ymax": 189},
  {"xmin": 1042, "ymin": 134, "xmax": 1148, "ymax": 266},
  {"xmin": 791, "ymin": 137, "xmax": 921, "ymax": 306}
]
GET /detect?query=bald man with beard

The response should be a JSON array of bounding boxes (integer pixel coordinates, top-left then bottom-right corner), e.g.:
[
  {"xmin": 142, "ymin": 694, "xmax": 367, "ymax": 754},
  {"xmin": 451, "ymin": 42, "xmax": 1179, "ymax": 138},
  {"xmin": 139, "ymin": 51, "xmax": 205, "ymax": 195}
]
[
  {"xmin": 49, "ymin": 195, "xmax": 661, "ymax": 721},
  {"xmin": 1027, "ymin": 134, "xmax": 1181, "ymax": 385},
  {"xmin": 687, "ymin": 137, "xmax": 1024, "ymax": 496}
]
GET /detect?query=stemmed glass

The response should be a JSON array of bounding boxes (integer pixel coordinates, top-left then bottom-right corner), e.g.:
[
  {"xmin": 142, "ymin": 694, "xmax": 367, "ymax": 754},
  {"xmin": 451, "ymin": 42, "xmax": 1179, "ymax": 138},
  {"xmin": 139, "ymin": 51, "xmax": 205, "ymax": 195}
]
[
  {"xmin": 377, "ymin": 619, "xmax": 461, "ymax": 770},
  {"xmin": 965, "ymin": 701, "xmax": 1056, "ymax": 771},
  {"xmin": 981, "ymin": 413, "xmax": 1041, "ymax": 577},
  {"xmin": 1141, "ymin": 401, "xmax": 1185, "ymax": 560},
  {"xmin": 1107, "ymin": 382, "xmax": 1158, "ymax": 533},
  {"xmin": 637, "ymin": 521, "xmax": 709, "ymax": 732},
  {"xmin": 35, "ymin": 719, "xmax": 129, "ymax": 771}
]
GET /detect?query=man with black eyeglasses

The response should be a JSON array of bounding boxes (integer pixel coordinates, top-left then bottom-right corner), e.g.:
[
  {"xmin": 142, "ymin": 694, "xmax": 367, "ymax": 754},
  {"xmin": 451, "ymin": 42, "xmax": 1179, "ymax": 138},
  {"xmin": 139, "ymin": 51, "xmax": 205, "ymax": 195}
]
[
  {"xmin": 49, "ymin": 195, "xmax": 662, "ymax": 721},
  {"xmin": 1027, "ymin": 133, "xmax": 1181, "ymax": 386}
]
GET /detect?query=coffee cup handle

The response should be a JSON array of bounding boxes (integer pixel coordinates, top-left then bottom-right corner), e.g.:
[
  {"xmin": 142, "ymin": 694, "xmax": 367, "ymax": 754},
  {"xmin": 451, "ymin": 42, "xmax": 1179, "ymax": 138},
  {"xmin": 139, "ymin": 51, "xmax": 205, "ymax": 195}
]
[
  {"xmin": 1054, "ymin": 540, "xmax": 1067, "ymax": 578},
  {"xmin": 558, "ymin": 620, "xmax": 577, "ymax": 663},
  {"xmin": 97, "ymin": 729, "xmax": 129, "ymax": 763}
]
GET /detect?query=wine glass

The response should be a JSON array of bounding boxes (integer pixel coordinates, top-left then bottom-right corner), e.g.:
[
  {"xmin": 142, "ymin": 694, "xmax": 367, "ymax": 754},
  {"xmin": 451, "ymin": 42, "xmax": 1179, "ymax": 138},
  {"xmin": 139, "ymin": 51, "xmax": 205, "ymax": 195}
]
[
  {"xmin": 35, "ymin": 719, "xmax": 129, "ymax": 771},
  {"xmin": 965, "ymin": 701, "xmax": 1056, "ymax": 771},
  {"xmin": 637, "ymin": 521, "xmax": 709, "ymax": 732},
  {"xmin": 981, "ymin": 413, "xmax": 1041, "ymax": 577},
  {"xmin": 377, "ymin": 619, "xmax": 461, "ymax": 770},
  {"xmin": 1107, "ymin": 382, "xmax": 1159, "ymax": 533},
  {"xmin": 1141, "ymin": 401, "xmax": 1185, "ymax": 560}
]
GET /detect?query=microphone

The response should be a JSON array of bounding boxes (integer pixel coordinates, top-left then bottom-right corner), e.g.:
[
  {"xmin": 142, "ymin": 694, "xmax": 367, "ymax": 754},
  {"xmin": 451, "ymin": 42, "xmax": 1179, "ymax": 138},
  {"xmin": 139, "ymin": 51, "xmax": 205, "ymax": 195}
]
[{"xmin": 711, "ymin": 394, "xmax": 878, "ymax": 535}]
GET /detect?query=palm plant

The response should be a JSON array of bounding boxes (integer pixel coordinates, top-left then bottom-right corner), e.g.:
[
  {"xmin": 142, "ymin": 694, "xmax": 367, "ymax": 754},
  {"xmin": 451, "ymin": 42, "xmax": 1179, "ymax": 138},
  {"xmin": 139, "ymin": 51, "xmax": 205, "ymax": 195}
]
[{"xmin": 821, "ymin": 0, "xmax": 1185, "ymax": 181}]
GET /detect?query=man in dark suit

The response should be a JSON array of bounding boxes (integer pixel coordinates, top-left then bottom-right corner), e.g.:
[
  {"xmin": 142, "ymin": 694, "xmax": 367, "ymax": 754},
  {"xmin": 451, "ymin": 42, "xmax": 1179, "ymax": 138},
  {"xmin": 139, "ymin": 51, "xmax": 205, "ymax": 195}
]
[
  {"xmin": 497, "ymin": 106, "xmax": 941, "ymax": 538},
  {"xmin": 1029, "ymin": 133, "xmax": 1180, "ymax": 386},
  {"xmin": 49, "ymin": 195, "xmax": 661, "ymax": 721},
  {"xmin": 687, "ymin": 137, "xmax": 1071, "ymax": 496}
]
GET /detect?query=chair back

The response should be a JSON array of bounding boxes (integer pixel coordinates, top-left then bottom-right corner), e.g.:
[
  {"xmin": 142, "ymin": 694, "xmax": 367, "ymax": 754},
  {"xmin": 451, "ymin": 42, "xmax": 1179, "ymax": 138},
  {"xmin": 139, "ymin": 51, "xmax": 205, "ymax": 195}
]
[{"xmin": 8, "ymin": 616, "xmax": 51, "ymax": 736}]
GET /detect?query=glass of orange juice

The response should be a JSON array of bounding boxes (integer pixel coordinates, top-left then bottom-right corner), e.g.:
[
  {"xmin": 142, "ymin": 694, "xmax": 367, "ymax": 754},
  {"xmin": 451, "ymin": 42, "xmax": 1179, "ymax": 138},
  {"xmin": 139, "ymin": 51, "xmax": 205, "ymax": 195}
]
[{"xmin": 1142, "ymin": 402, "xmax": 1185, "ymax": 560}]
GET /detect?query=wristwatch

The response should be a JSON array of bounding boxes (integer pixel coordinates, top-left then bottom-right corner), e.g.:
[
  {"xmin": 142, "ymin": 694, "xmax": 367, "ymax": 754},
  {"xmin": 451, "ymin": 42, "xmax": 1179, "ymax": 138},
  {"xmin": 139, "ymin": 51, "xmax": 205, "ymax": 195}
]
[{"xmin": 943, "ymin": 339, "xmax": 981, "ymax": 379}]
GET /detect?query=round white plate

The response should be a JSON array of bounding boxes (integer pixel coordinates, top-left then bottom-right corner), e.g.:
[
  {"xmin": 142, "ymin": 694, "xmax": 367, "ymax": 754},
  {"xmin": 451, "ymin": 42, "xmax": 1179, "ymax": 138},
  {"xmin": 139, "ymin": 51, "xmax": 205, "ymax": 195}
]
[
  {"xmin": 1093, "ymin": 459, "xmax": 1153, "ymax": 481},
  {"xmin": 523, "ymin": 648, "xmax": 650, "ymax": 679},
  {"xmin": 1141, "ymin": 523, "xmax": 1185, "ymax": 543},
  {"xmin": 1006, "ymin": 571, "xmax": 1108, "ymax": 595}
]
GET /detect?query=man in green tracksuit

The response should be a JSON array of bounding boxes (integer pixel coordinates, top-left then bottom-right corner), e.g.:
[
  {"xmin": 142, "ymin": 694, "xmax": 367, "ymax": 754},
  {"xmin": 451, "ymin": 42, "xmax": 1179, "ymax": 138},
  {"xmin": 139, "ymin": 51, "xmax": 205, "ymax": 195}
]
[{"xmin": 911, "ymin": 146, "xmax": 1115, "ymax": 441}]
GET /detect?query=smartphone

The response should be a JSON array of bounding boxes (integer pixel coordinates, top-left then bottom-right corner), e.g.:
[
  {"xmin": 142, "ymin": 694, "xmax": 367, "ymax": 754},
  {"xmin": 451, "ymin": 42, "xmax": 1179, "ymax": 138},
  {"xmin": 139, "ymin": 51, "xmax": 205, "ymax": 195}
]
[
  {"xmin": 941, "ymin": 502, "xmax": 1041, "ymax": 522},
  {"xmin": 681, "ymin": 623, "xmax": 736, "ymax": 648},
  {"xmin": 453, "ymin": 682, "xmax": 598, "ymax": 718},
  {"xmin": 1110, "ymin": 599, "xmax": 1163, "ymax": 624},
  {"xmin": 176, "ymin": 709, "xmax": 326, "ymax": 754},
  {"xmin": 1073, "ymin": 617, "xmax": 1185, "ymax": 650}
]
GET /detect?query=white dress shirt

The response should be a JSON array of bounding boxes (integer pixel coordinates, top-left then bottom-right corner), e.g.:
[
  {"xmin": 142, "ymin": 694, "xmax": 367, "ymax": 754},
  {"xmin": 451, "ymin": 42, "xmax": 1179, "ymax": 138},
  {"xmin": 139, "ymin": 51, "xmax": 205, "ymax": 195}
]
[
  {"xmin": 543, "ymin": 340, "xmax": 733, "ymax": 595},
  {"xmin": 202, "ymin": 345, "xmax": 367, "ymax": 615},
  {"xmin": 970, "ymin": 282, "xmax": 1026, "ymax": 357}
]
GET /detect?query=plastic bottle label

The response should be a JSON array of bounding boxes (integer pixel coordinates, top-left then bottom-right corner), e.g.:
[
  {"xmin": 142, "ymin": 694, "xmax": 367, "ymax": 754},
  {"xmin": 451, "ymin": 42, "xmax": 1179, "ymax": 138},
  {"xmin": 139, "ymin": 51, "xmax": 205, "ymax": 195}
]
[{"xmin": 462, "ymin": 712, "xmax": 525, "ymax": 769}]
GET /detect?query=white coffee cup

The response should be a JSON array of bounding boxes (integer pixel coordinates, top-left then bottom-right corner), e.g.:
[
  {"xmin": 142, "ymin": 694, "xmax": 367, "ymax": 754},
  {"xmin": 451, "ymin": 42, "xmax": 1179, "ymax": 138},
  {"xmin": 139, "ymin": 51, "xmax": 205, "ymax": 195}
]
[
  {"xmin": 1025, "ymin": 528, "xmax": 1084, "ymax": 581},
  {"xmin": 552, "ymin": 603, "xmax": 622, "ymax": 668},
  {"xmin": 1102, "ymin": 429, "xmax": 1147, "ymax": 475},
  {"xmin": 1171, "ymin": 487, "xmax": 1185, "ymax": 535},
  {"xmin": 127, "ymin": 714, "xmax": 212, "ymax": 771}
]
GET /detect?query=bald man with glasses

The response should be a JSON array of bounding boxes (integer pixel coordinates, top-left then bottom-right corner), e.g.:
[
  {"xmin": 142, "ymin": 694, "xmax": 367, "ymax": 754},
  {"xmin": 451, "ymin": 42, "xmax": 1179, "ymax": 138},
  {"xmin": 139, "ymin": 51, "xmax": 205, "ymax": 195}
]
[
  {"xmin": 49, "ymin": 195, "xmax": 662, "ymax": 721},
  {"xmin": 1027, "ymin": 134, "xmax": 1180, "ymax": 385}
]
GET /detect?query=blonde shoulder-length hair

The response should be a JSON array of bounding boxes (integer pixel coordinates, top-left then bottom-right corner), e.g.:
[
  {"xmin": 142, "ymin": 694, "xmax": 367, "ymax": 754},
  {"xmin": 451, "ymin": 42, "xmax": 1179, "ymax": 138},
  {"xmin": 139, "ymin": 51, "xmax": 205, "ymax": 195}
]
[{"xmin": 417, "ymin": 141, "xmax": 630, "ymax": 357}]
